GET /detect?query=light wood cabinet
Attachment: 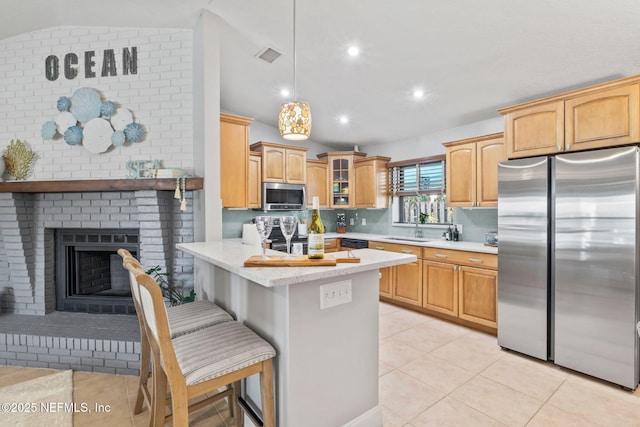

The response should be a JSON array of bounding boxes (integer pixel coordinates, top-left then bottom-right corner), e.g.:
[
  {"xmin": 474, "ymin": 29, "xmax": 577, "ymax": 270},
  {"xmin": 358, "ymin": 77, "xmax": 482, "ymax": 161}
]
[
  {"xmin": 565, "ymin": 83, "xmax": 640, "ymax": 151},
  {"xmin": 374, "ymin": 241, "xmax": 498, "ymax": 330},
  {"xmin": 353, "ymin": 156, "xmax": 391, "ymax": 208},
  {"xmin": 503, "ymin": 100, "xmax": 564, "ymax": 159},
  {"xmin": 317, "ymin": 151, "xmax": 366, "ymax": 208},
  {"xmin": 324, "ymin": 238, "xmax": 340, "ymax": 253},
  {"xmin": 306, "ymin": 160, "xmax": 329, "ymax": 208},
  {"xmin": 369, "ymin": 241, "xmax": 422, "ymax": 307},
  {"xmin": 444, "ymin": 133, "xmax": 505, "ymax": 208},
  {"xmin": 458, "ymin": 266, "xmax": 497, "ymax": 328},
  {"xmin": 248, "ymin": 152, "xmax": 261, "ymax": 209},
  {"xmin": 500, "ymin": 75, "xmax": 640, "ymax": 159},
  {"xmin": 423, "ymin": 260, "xmax": 458, "ymax": 316},
  {"xmin": 250, "ymin": 141, "xmax": 308, "ymax": 184},
  {"xmin": 422, "ymin": 247, "xmax": 497, "ymax": 329},
  {"xmin": 379, "ymin": 266, "xmax": 393, "ymax": 298},
  {"xmin": 220, "ymin": 113, "xmax": 253, "ymax": 208}
]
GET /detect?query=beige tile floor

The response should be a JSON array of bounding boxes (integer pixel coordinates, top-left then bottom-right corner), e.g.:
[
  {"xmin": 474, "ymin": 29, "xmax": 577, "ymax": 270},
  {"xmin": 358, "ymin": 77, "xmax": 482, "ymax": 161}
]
[{"xmin": 2, "ymin": 302, "xmax": 640, "ymax": 426}]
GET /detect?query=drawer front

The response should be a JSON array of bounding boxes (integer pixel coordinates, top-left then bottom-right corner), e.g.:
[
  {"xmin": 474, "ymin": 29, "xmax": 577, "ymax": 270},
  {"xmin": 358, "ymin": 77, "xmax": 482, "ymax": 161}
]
[
  {"xmin": 325, "ymin": 238, "xmax": 339, "ymax": 253},
  {"xmin": 422, "ymin": 247, "xmax": 497, "ymax": 269},
  {"xmin": 368, "ymin": 241, "xmax": 421, "ymax": 257},
  {"xmin": 325, "ymin": 238, "xmax": 339, "ymax": 250}
]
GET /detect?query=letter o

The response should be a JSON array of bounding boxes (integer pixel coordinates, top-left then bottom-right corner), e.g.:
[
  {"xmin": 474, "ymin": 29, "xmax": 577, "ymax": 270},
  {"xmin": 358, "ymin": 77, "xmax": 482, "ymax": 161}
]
[{"xmin": 45, "ymin": 55, "xmax": 59, "ymax": 81}]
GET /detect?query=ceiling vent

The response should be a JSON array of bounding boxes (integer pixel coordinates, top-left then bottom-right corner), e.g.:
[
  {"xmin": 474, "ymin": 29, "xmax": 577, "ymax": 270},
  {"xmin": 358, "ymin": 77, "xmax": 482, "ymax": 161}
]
[{"xmin": 256, "ymin": 46, "xmax": 283, "ymax": 64}]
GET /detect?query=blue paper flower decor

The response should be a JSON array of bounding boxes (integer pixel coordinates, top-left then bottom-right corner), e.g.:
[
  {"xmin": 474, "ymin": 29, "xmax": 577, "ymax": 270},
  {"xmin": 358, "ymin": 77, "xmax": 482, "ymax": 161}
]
[
  {"xmin": 41, "ymin": 87, "xmax": 145, "ymax": 154},
  {"xmin": 64, "ymin": 126, "xmax": 83, "ymax": 145}
]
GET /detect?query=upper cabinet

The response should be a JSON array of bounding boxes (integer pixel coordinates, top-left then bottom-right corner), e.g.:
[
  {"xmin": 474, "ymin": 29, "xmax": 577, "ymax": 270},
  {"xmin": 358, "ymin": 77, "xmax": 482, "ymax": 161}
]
[
  {"xmin": 353, "ymin": 156, "xmax": 391, "ymax": 208},
  {"xmin": 306, "ymin": 160, "xmax": 329, "ymax": 208},
  {"xmin": 565, "ymin": 83, "xmax": 640, "ymax": 152},
  {"xmin": 220, "ymin": 113, "xmax": 253, "ymax": 208},
  {"xmin": 500, "ymin": 76, "xmax": 640, "ymax": 159},
  {"xmin": 503, "ymin": 100, "xmax": 564, "ymax": 159},
  {"xmin": 248, "ymin": 152, "xmax": 262, "ymax": 209},
  {"xmin": 317, "ymin": 151, "xmax": 366, "ymax": 208},
  {"xmin": 250, "ymin": 141, "xmax": 308, "ymax": 184},
  {"xmin": 444, "ymin": 133, "xmax": 505, "ymax": 208}
]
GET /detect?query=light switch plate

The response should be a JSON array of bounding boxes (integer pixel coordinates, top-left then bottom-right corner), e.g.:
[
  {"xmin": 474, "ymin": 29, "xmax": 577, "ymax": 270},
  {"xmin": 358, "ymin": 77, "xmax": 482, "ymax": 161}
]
[{"xmin": 361, "ymin": 218, "xmax": 366, "ymax": 226}]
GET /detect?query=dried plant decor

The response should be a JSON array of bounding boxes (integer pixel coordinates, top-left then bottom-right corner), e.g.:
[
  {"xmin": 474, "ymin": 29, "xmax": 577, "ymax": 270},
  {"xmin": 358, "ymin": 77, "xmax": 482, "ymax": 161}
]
[{"xmin": 5, "ymin": 139, "xmax": 35, "ymax": 180}]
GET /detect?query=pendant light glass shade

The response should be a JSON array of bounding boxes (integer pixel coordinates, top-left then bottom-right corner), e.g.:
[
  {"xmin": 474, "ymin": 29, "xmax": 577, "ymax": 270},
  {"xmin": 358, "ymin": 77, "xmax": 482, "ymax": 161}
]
[
  {"xmin": 278, "ymin": 101, "xmax": 311, "ymax": 140},
  {"xmin": 279, "ymin": 0, "xmax": 311, "ymax": 141}
]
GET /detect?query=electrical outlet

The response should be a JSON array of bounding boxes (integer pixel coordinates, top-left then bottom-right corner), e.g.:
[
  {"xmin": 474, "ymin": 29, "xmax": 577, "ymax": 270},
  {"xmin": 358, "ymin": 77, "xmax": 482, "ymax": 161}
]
[
  {"xmin": 457, "ymin": 224, "xmax": 463, "ymax": 234},
  {"xmin": 349, "ymin": 218, "xmax": 355, "ymax": 226},
  {"xmin": 320, "ymin": 280, "xmax": 352, "ymax": 310},
  {"xmin": 361, "ymin": 218, "xmax": 367, "ymax": 226}
]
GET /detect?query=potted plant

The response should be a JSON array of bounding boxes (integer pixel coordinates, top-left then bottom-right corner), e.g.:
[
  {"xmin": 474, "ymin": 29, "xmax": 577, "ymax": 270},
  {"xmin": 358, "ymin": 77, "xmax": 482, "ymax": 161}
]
[{"xmin": 145, "ymin": 265, "xmax": 195, "ymax": 306}]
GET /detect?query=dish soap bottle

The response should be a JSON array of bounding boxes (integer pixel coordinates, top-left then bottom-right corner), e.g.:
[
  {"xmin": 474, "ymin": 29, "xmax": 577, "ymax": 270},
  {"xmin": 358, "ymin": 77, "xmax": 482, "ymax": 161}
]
[{"xmin": 308, "ymin": 196, "xmax": 325, "ymax": 259}]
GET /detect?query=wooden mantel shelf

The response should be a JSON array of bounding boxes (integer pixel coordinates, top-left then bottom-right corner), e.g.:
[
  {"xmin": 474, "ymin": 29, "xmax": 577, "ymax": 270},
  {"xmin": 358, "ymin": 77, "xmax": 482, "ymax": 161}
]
[{"xmin": 0, "ymin": 178, "xmax": 204, "ymax": 193}]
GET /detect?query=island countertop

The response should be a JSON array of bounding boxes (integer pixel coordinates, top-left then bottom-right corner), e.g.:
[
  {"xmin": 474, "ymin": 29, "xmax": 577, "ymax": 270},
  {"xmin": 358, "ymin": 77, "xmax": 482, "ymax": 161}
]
[{"xmin": 177, "ymin": 240, "xmax": 416, "ymax": 288}]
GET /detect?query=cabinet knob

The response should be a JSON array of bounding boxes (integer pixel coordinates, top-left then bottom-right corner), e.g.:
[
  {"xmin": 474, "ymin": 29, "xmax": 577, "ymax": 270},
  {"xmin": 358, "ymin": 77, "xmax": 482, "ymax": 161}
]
[
  {"xmin": 566, "ymin": 144, "xmax": 571, "ymax": 151},
  {"xmin": 557, "ymin": 145, "xmax": 563, "ymax": 151}
]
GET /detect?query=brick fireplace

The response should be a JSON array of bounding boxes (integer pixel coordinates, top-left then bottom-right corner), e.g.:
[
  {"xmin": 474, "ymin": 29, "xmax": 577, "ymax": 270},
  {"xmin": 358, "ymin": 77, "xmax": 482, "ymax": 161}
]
[{"xmin": 0, "ymin": 180, "xmax": 199, "ymax": 315}]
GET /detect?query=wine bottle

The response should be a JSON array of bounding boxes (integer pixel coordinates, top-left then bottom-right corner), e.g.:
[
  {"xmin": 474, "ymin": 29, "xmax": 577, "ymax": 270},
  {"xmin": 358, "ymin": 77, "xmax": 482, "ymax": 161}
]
[{"xmin": 307, "ymin": 196, "xmax": 325, "ymax": 259}]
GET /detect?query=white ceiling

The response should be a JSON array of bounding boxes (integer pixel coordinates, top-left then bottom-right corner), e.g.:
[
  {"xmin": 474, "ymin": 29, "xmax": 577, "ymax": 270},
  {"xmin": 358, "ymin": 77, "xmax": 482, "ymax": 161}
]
[{"xmin": 3, "ymin": 0, "xmax": 640, "ymax": 149}]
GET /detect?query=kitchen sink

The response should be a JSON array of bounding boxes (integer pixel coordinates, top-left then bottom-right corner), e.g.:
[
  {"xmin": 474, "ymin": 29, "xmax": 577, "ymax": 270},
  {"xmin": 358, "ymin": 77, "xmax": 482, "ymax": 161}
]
[{"xmin": 383, "ymin": 236, "xmax": 430, "ymax": 243}]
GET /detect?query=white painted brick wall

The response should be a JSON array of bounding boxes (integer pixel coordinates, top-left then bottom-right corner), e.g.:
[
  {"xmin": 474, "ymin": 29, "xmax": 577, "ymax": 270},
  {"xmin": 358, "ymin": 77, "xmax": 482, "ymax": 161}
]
[{"xmin": 0, "ymin": 26, "xmax": 194, "ymax": 180}]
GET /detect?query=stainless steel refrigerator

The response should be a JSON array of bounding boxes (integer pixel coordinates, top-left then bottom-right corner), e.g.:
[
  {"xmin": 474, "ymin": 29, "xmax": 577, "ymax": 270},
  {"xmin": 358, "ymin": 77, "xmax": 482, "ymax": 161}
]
[{"xmin": 498, "ymin": 146, "xmax": 640, "ymax": 389}]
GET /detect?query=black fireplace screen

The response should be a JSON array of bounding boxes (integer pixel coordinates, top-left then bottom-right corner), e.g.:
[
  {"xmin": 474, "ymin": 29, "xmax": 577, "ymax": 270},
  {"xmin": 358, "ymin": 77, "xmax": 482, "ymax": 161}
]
[{"xmin": 55, "ymin": 229, "xmax": 139, "ymax": 314}]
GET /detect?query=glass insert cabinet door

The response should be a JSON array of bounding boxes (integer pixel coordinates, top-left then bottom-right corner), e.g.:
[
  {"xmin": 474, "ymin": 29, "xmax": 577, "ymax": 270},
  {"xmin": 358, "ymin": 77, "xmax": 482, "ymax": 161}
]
[{"xmin": 332, "ymin": 158, "xmax": 350, "ymax": 206}]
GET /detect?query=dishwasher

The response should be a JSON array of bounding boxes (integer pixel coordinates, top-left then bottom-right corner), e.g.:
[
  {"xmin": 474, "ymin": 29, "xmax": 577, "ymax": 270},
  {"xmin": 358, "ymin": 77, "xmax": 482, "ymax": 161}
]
[{"xmin": 339, "ymin": 238, "xmax": 369, "ymax": 249}]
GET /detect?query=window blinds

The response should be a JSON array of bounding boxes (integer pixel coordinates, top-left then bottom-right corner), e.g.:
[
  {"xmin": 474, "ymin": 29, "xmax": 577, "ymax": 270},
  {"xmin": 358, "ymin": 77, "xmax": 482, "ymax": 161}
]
[{"xmin": 389, "ymin": 160, "xmax": 445, "ymax": 196}]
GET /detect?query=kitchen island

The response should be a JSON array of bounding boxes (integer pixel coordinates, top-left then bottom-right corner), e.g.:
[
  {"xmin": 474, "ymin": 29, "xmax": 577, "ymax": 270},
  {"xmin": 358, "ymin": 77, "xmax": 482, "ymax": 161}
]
[{"xmin": 176, "ymin": 240, "xmax": 416, "ymax": 427}]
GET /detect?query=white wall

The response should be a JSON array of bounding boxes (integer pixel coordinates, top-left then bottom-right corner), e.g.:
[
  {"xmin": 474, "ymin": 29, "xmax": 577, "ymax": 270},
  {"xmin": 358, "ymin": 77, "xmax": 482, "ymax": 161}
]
[
  {"xmin": 366, "ymin": 116, "xmax": 503, "ymax": 160},
  {"xmin": 224, "ymin": 114, "xmax": 335, "ymax": 159},
  {"xmin": 0, "ymin": 26, "xmax": 193, "ymax": 179}
]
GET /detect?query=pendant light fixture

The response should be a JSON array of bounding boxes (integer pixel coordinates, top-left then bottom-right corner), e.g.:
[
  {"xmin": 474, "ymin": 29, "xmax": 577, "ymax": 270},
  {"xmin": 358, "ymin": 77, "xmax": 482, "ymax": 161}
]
[{"xmin": 278, "ymin": 0, "xmax": 311, "ymax": 140}]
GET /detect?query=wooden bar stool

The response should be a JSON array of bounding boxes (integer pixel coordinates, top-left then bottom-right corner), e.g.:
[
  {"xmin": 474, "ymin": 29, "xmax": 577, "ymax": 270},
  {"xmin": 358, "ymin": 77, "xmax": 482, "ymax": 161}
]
[
  {"xmin": 117, "ymin": 249, "xmax": 234, "ymax": 416},
  {"xmin": 123, "ymin": 260, "xmax": 276, "ymax": 427}
]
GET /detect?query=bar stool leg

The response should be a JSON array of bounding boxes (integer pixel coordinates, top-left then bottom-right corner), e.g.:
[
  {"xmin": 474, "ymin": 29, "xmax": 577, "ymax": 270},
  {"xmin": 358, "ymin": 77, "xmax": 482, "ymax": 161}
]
[{"xmin": 261, "ymin": 359, "xmax": 275, "ymax": 427}]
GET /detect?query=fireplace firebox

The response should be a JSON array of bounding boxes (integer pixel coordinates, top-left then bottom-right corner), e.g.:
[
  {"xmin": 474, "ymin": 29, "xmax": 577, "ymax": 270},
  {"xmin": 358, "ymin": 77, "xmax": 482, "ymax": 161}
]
[{"xmin": 55, "ymin": 229, "xmax": 139, "ymax": 314}]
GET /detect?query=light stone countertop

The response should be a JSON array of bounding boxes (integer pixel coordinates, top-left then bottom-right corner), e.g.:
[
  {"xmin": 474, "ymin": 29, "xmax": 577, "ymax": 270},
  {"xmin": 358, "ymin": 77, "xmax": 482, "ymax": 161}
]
[
  {"xmin": 322, "ymin": 232, "xmax": 498, "ymax": 254},
  {"xmin": 176, "ymin": 240, "xmax": 416, "ymax": 288}
]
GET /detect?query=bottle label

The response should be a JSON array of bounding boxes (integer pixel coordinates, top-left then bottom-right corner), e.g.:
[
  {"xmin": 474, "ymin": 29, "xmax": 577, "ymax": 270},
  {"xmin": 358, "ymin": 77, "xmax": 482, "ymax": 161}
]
[{"xmin": 308, "ymin": 233, "xmax": 324, "ymax": 257}]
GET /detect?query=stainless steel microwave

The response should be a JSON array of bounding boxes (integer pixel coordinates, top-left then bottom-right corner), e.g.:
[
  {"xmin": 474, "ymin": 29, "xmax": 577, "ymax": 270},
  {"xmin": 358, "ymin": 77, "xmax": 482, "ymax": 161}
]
[{"xmin": 261, "ymin": 182, "xmax": 306, "ymax": 211}]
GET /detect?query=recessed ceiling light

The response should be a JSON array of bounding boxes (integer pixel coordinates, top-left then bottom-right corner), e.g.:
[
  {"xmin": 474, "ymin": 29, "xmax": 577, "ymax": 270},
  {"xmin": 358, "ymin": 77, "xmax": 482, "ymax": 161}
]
[
  {"xmin": 347, "ymin": 46, "xmax": 360, "ymax": 57},
  {"xmin": 339, "ymin": 115, "xmax": 349, "ymax": 124},
  {"xmin": 413, "ymin": 89, "xmax": 425, "ymax": 99},
  {"xmin": 280, "ymin": 89, "xmax": 290, "ymax": 97}
]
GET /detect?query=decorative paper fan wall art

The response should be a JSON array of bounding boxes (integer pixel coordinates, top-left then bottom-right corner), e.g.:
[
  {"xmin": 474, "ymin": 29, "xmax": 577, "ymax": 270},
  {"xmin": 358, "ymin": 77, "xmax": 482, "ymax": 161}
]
[{"xmin": 41, "ymin": 87, "xmax": 145, "ymax": 154}]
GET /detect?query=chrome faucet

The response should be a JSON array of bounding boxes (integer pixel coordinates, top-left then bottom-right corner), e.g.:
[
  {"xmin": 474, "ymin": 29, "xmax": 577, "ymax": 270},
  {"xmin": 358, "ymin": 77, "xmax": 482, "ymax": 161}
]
[{"xmin": 409, "ymin": 200, "xmax": 423, "ymax": 238}]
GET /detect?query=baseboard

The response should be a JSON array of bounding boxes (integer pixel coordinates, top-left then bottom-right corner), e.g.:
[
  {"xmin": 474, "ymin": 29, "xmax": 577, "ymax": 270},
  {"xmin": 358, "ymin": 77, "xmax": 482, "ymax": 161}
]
[{"xmin": 343, "ymin": 406, "xmax": 382, "ymax": 427}]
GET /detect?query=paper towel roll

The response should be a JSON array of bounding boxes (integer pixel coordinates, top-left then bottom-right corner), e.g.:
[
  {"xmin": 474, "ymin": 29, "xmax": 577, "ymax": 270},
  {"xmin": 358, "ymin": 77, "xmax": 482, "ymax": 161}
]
[{"xmin": 242, "ymin": 224, "xmax": 262, "ymax": 247}]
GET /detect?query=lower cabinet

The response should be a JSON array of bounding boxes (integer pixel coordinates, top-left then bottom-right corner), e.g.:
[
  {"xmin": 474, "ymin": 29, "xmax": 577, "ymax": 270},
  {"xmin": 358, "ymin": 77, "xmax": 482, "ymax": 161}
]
[
  {"xmin": 379, "ymin": 266, "xmax": 393, "ymax": 298},
  {"xmin": 369, "ymin": 241, "xmax": 422, "ymax": 307},
  {"xmin": 423, "ymin": 260, "xmax": 458, "ymax": 316},
  {"xmin": 375, "ymin": 242, "xmax": 498, "ymax": 331},
  {"xmin": 458, "ymin": 266, "xmax": 497, "ymax": 328},
  {"xmin": 324, "ymin": 238, "xmax": 340, "ymax": 253},
  {"xmin": 393, "ymin": 259, "xmax": 423, "ymax": 306}
]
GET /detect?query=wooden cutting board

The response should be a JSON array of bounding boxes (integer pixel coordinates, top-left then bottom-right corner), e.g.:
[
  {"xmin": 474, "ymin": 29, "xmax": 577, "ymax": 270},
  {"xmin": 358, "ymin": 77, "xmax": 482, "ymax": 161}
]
[{"xmin": 243, "ymin": 255, "xmax": 360, "ymax": 267}]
